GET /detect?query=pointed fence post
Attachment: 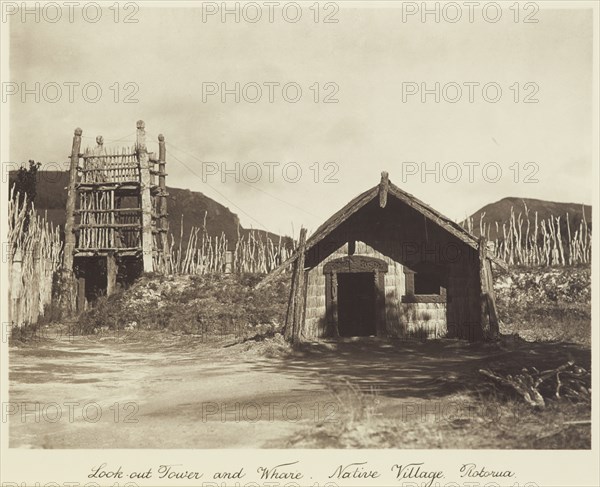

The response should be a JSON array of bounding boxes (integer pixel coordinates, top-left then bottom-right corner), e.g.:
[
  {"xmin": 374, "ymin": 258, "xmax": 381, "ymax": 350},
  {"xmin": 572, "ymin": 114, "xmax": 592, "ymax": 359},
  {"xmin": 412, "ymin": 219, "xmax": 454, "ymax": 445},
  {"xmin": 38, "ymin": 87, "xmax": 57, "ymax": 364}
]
[{"xmin": 9, "ymin": 249, "xmax": 22, "ymax": 325}]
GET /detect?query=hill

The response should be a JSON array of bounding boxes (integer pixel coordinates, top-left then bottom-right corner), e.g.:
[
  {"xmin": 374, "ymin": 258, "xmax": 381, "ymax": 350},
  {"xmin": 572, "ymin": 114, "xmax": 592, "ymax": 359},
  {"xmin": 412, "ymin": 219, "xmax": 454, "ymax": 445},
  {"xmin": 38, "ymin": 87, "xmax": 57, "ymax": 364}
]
[
  {"xmin": 464, "ymin": 197, "xmax": 592, "ymax": 240},
  {"xmin": 9, "ymin": 170, "xmax": 292, "ymax": 249}
]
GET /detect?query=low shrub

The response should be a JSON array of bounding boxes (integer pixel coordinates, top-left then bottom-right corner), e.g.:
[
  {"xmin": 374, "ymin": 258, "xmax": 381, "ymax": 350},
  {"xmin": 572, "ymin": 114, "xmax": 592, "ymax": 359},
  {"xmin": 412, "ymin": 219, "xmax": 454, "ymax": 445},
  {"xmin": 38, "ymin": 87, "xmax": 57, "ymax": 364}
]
[{"xmin": 76, "ymin": 272, "xmax": 289, "ymax": 338}]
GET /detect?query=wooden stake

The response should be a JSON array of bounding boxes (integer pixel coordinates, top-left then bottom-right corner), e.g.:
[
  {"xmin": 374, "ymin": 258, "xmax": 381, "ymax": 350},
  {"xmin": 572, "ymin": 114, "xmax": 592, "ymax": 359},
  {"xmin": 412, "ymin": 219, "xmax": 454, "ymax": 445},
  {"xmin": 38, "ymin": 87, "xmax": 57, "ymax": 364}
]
[
  {"xmin": 479, "ymin": 236, "xmax": 499, "ymax": 340},
  {"xmin": 77, "ymin": 277, "xmax": 86, "ymax": 312},
  {"xmin": 284, "ymin": 227, "xmax": 307, "ymax": 343},
  {"xmin": 64, "ymin": 127, "xmax": 82, "ymax": 272},
  {"xmin": 106, "ymin": 252, "xmax": 117, "ymax": 296},
  {"xmin": 137, "ymin": 120, "xmax": 154, "ymax": 272},
  {"xmin": 158, "ymin": 134, "xmax": 168, "ymax": 255},
  {"xmin": 292, "ymin": 228, "xmax": 307, "ymax": 343}
]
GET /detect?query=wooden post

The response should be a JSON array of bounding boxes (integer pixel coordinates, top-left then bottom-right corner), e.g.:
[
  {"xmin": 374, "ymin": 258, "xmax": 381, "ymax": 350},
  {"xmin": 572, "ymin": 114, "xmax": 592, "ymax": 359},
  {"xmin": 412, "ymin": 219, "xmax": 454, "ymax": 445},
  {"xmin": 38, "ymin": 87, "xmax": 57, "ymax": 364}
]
[
  {"xmin": 479, "ymin": 236, "xmax": 499, "ymax": 340},
  {"xmin": 478, "ymin": 238, "xmax": 489, "ymax": 340},
  {"xmin": 64, "ymin": 127, "xmax": 82, "ymax": 272},
  {"xmin": 110, "ymin": 190, "xmax": 115, "ymax": 248},
  {"xmin": 331, "ymin": 272, "xmax": 339, "ymax": 337},
  {"xmin": 292, "ymin": 228, "xmax": 307, "ymax": 342},
  {"xmin": 284, "ymin": 227, "xmax": 307, "ymax": 343},
  {"xmin": 136, "ymin": 120, "xmax": 154, "ymax": 273},
  {"xmin": 158, "ymin": 134, "xmax": 168, "ymax": 255},
  {"xmin": 374, "ymin": 269, "xmax": 386, "ymax": 337},
  {"xmin": 106, "ymin": 252, "xmax": 118, "ymax": 296},
  {"xmin": 94, "ymin": 135, "xmax": 104, "ymax": 155},
  {"xmin": 284, "ymin": 261, "xmax": 298, "ymax": 342},
  {"xmin": 77, "ymin": 277, "xmax": 86, "ymax": 312},
  {"xmin": 224, "ymin": 250, "xmax": 233, "ymax": 273},
  {"xmin": 9, "ymin": 249, "xmax": 22, "ymax": 326},
  {"xmin": 58, "ymin": 127, "xmax": 83, "ymax": 314}
]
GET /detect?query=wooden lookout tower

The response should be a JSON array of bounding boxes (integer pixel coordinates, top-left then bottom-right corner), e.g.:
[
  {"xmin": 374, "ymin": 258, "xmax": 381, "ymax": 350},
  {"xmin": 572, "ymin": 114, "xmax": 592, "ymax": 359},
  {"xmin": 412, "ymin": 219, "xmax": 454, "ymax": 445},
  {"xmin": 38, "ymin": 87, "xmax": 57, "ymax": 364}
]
[{"xmin": 63, "ymin": 120, "xmax": 168, "ymax": 310}]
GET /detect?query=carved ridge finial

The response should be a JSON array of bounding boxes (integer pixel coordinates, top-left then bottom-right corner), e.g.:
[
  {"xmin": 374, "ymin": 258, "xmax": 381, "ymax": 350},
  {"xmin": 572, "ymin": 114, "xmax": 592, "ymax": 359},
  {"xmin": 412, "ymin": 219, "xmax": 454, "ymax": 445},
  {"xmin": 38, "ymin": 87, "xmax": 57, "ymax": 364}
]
[{"xmin": 379, "ymin": 171, "xmax": 390, "ymax": 208}]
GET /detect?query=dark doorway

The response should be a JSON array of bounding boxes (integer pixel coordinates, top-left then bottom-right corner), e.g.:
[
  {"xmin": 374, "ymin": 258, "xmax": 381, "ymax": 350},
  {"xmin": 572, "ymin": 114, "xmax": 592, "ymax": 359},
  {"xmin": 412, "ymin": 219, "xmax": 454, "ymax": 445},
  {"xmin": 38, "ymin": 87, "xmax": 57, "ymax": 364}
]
[
  {"xmin": 337, "ymin": 272, "xmax": 376, "ymax": 337},
  {"xmin": 74, "ymin": 256, "xmax": 107, "ymax": 304}
]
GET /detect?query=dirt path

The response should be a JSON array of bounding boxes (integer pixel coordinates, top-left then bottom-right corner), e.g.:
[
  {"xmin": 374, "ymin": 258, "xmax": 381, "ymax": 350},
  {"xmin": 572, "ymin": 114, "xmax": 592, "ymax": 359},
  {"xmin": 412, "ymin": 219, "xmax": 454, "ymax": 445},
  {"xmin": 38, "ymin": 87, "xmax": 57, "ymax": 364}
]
[
  {"xmin": 9, "ymin": 334, "xmax": 330, "ymax": 448},
  {"xmin": 8, "ymin": 332, "xmax": 591, "ymax": 449}
]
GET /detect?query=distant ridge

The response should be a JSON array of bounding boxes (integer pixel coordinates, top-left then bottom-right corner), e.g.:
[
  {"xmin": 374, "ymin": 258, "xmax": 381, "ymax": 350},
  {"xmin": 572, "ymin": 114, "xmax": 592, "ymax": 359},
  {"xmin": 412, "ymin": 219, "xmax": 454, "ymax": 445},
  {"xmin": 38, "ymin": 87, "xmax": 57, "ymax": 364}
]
[{"xmin": 464, "ymin": 197, "xmax": 592, "ymax": 240}]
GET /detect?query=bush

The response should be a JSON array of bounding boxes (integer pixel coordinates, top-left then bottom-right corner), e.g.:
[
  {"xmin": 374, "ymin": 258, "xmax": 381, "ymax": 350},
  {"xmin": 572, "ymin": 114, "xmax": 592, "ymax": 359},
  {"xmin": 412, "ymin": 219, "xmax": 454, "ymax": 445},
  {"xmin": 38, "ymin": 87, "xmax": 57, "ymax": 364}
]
[
  {"xmin": 495, "ymin": 266, "xmax": 591, "ymax": 345},
  {"xmin": 76, "ymin": 272, "xmax": 290, "ymax": 338}
]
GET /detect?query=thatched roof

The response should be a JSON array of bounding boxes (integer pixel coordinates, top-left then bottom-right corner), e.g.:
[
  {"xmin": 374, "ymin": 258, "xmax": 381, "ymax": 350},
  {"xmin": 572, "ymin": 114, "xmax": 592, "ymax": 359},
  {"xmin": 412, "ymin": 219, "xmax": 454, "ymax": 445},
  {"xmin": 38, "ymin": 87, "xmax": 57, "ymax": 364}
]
[{"xmin": 259, "ymin": 172, "xmax": 506, "ymax": 286}]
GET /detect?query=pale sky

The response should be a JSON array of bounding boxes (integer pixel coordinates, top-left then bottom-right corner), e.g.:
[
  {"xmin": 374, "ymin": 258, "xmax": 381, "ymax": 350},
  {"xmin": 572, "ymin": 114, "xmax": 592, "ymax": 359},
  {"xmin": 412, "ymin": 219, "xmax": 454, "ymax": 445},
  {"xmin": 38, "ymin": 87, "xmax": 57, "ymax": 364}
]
[{"xmin": 5, "ymin": 2, "xmax": 594, "ymax": 238}]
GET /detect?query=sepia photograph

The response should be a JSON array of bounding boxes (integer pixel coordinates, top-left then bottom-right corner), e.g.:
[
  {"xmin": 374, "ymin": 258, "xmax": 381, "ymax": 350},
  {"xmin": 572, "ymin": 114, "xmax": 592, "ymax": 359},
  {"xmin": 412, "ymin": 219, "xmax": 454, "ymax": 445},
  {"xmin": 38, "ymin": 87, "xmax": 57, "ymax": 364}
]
[{"xmin": 0, "ymin": 1, "xmax": 598, "ymax": 486}]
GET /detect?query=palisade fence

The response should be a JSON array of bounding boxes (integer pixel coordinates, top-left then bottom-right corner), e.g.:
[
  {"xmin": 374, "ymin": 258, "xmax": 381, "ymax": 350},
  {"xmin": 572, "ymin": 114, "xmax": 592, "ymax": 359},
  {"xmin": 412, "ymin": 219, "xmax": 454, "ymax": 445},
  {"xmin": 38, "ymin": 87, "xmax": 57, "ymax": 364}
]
[
  {"xmin": 463, "ymin": 205, "xmax": 592, "ymax": 266},
  {"xmin": 8, "ymin": 194, "xmax": 293, "ymax": 327},
  {"xmin": 154, "ymin": 214, "xmax": 294, "ymax": 275},
  {"xmin": 8, "ymin": 192, "xmax": 63, "ymax": 328}
]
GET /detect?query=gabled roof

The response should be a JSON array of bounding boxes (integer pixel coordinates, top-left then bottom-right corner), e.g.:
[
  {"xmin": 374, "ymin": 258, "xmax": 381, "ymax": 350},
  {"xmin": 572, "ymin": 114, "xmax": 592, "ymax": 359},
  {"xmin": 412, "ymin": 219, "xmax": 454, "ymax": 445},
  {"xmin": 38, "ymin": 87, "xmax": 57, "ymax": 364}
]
[
  {"xmin": 306, "ymin": 177, "xmax": 484, "ymax": 254},
  {"xmin": 259, "ymin": 173, "xmax": 506, "ymax": 286}
]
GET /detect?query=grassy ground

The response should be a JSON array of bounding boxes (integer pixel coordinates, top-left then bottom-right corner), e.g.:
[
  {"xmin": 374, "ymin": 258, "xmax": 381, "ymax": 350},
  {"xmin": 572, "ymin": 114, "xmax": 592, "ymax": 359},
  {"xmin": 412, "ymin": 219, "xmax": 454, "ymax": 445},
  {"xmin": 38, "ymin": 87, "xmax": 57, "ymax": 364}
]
[
  {"xmin": 289, "ymin": 394, "xmax": 590, "ymax": 449},
  {"xmin": 494, "ymin": 265, "xmax": 591, "ymax": 346},
  {"xmin": 285, "ymin": 341, "xmax": 590, "ymax": 449}
]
